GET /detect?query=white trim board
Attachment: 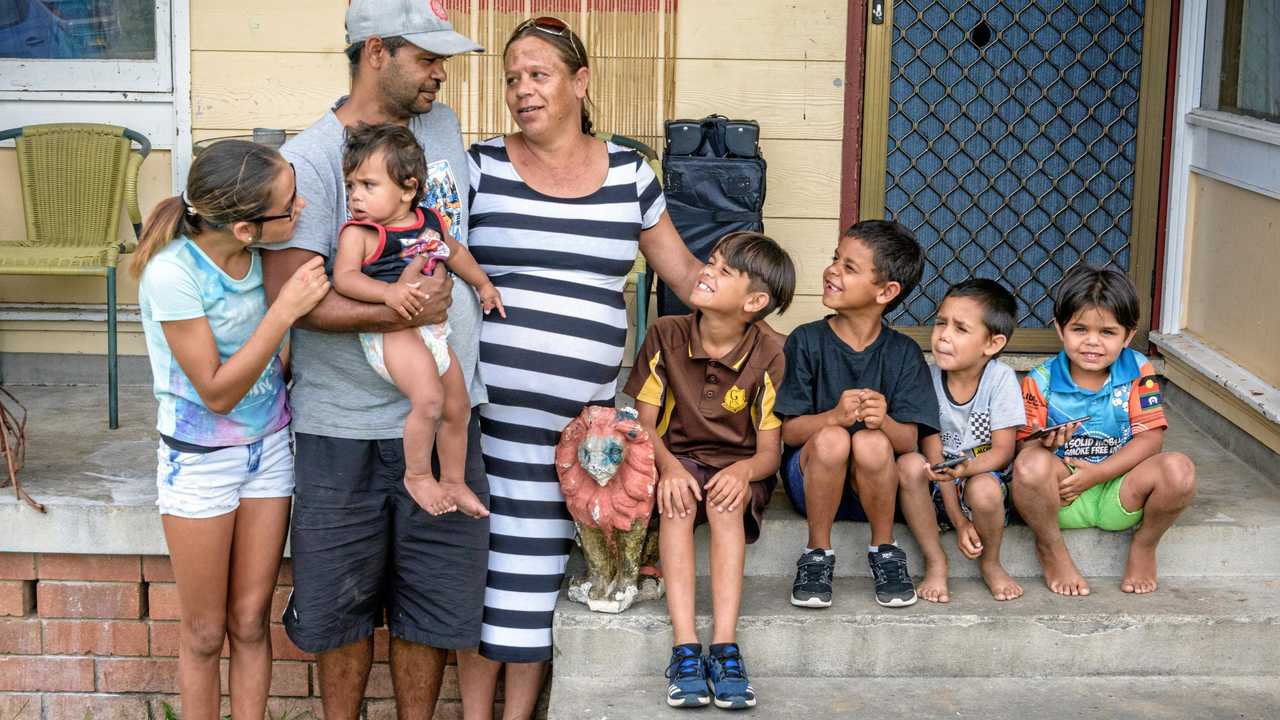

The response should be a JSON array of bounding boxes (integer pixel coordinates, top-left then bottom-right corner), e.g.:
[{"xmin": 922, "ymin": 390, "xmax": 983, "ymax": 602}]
[{"xmin": 1151, "ymin": 332, "xmax": 1280, "ymax": 425}]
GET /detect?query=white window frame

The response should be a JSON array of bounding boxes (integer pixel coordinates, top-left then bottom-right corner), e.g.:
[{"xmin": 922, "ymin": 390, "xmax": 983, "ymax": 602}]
[
  {"xmin": 0, "ymin": 0, "xmax": 172, "ymax": 92},
  {"xmin": 0, "ymin": 0, "xmax": 191, "ymax": 191}
]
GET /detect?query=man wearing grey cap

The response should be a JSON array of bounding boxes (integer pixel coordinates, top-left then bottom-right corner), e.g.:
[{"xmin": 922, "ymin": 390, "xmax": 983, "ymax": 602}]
[{"xmin": 261, "ymin": 1, "xmax": 490, "ymax": 716}]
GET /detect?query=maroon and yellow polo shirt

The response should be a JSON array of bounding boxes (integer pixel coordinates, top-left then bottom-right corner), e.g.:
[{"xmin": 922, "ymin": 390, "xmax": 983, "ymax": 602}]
[{"xmin": 623, "ymin": 312, "xmax": 786, "ymax": 469}]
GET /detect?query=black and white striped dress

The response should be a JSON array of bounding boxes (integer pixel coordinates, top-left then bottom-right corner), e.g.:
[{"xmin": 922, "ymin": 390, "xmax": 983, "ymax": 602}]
[{"xmin": 466, "ymin": 137, "xmax": 665, "ymax": 662}]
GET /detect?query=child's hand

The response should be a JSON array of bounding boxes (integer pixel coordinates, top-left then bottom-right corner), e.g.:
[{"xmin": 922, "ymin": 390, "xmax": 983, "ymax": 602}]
[
  {"xmin": 924, "ymin": 459, "xmax": 952, "ymax": 485},
  {"xmin": 704, "ymin": 462, "xmax": 751, "ymax": 513},
  {"xmin": 1029, "ymin": 421, "xmax": 1082, "ymax": 451},
  {"xmin": 478, "ymin": 283, "xmax": 506, "ymax": 318},
  {"xmin": 657, "ymin": 465, "xmax": 702, "ymax": 519},
  {"xmin": 955, "ymin": 520, "xmax": 983, "ymax": 559},
  {"xmin": 941, "ymin": 459, "xmax": 970, "ymax": 480},
  {"xmin": 832, "ymin": 389, "xmax": 862, "ymax": 427},
  {"xmin": 274, "ymin": 256, "xmax": 330, "ymax": 322},
  {"xmin": 857, "ymin": 390, "xmax": 887, "ymax": 429},
  {"xmin": 1058, "ymin": 460, "xmax": 1097, "ymax": 506},
  {"xmin": 383, "ymin": 280, "xmax": 428, "ymax": 320}
]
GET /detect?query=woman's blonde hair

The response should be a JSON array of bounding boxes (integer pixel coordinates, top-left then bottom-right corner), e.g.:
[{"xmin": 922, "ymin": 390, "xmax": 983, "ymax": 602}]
[{"xmin": 130, "ymin": 140, "xmax": 286, "ymax": 277}]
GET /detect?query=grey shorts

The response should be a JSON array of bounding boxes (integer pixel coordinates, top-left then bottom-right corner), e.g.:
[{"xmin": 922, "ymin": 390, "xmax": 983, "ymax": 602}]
[{"xmin": 283, "ymin": 415, "xmax": 490, "ymax": 654}]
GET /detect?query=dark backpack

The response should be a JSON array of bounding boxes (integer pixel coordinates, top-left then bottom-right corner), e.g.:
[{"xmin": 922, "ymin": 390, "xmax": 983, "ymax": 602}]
[{"xmin": 657, "ymin": 115, "xmax": 767, "ymax": 317}]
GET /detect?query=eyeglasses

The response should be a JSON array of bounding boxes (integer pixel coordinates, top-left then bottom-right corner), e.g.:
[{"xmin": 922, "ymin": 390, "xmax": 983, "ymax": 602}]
[
  {"xmin": 248, "ymin": 163, "xmax": 298, "ymax": 224},
  {"xmin": 514, "ymin": 16, "xmax": 584, "ymax": 65}
]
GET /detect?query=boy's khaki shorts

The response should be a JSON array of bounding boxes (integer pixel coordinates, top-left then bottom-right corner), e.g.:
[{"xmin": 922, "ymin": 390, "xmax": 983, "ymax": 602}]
[{"xmin": 1058, "ymin": 473, "xmax": 1143, "ymax": 531}]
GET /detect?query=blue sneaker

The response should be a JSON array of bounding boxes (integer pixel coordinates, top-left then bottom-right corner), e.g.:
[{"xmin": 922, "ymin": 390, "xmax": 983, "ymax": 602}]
[
  {"xmin": 706, "ymin": 643, "xmax": 756, "ymax": 709},
  {"xmin": 665, "ymin": 644, "xmax": 710, "ymax": 707}
]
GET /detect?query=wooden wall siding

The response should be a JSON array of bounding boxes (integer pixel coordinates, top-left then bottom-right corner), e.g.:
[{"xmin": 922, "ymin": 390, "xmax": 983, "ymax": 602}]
[
  {"xmin": 188, "ymin": 0, "xmax": 849, "ymax": 339},
  {"xmin": 1184, "ymin": 173, "xmax": 1280, "ymax": 388}
]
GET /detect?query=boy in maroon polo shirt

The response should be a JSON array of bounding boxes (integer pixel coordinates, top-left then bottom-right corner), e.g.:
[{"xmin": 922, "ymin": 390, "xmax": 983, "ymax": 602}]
[{"xmin": 624, "ymin": 231, "xmax": 796, "ymax": 711}]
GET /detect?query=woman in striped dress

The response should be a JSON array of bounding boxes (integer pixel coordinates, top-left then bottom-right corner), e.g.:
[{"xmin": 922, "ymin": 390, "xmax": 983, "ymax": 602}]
[{"xmin": 464, "ymin": 16, "xmax": 702, "ymax": 717}]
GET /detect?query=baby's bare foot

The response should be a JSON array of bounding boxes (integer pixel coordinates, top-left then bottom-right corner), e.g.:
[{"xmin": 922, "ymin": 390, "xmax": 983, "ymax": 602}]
[
  {"xmin": 979, "ymin": 560, "xmax": 1024, "ymax": 601},
  {"xmin": 1035, "ymin": 540, "xmax": 1090, "ymax": 596},
  {"xmin": 405, "ymin": 472, "xmax": 457, "ymax": 516},
  {"xmin": 918, "ymin": 558, "xmax": 950, "ymax": 603},
  {"xmin": 441, "ymin": 479, "xmax": 489, "ymax": 519},
  {"xmin": 1121, "ymin": 541, "xmax": 1159, "ymax": 594}
]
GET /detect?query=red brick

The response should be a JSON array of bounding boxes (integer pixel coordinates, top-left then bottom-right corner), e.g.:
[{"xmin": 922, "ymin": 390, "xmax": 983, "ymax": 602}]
[
  {"xmin": 365, "ymin": 661, "xmax": 393, "ymax": 698},
  {"xmin": 0, "ymin": 580, "xmax": 35, "ymax": 616},
  {"xmin": 45, "ymin": 694, "xmax": 149, "ymax": 720},
  {"xmin": 142, "ymin": 556, "xmax": 175, "ymax": 582},
  {"xmin": 147, "ymin": 582, "xmax": 181, "ymax": 621},
  {"xmin": 42, "ymin": 619, "xmax": 149, "ymax": 656},
  {"xmin": 270, "ymin": 585, "xmax": 292, "ymax": 620},
  {"xmin": 37, "ymin": 581, "xmax": 141, "ymax": 619},
  {"xmin": 0, "ymin": 618, "xmax": 41, "ymax": 654},
  {"xmin": 0, "ymin": 554, "xmax": 36, "ymax": 580},
  {"xmin": 38, "ymin": 554, "xmax": 141, "ymax": 582},
  {"xmin": 148, "ymin": 621, "xmax": 228, "ymax": 658},
  {"xmin": 270, "ymin": 623, "xmax": 313, "ymax": 661},
  {"xmin": 219, "ymin": 659, "xmax": 310, "ymax": 697},
  {"xmin": 267, "ymin": 697, "xmax": 323, "ymax": 717},
  {"xmin": 0, "ymin": 656, "xmax": 95, "ymax": 691},
  {"xmin": 0, "ymin": 694, "xmax": 39, "ymax": 720},
  {"xmin": 96, "ymin": 657, "xmax": 179, "ymax": 693},
  {"xmin": 276, "ymin": 559, "xmax": 293, "ymax": 585},
  {"xmin": 365, "ymin": 699, "xmax": 397, "ymax": 719}
]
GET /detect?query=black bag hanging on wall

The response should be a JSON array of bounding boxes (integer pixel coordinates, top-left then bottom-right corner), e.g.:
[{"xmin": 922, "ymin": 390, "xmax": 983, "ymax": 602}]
[{"xmin": 658, "ymin": 115, "xmax": 767, "ymax": 317}]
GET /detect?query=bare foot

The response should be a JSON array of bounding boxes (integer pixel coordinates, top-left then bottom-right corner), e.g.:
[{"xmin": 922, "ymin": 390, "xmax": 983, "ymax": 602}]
[
  {"xmin": 441, "ymin": 479, "xmax": 490, "ymax": 519},
  {"xmin": 979, "ymin": 560, "xmax": 1024, "ymax": 601},
  {"xmin": 405, "ymin": 472, "xmax": 457, "ymax": 515},
  {"xmin": 918, "ymin": 558, "xmax": 950, "ymax": 603},
  {"xmin": 1121, "ymin": 541, "xmax": 1159, "ymax": 594},
  {"xmin": 1035, "ymin": 540, "xmax": 1090, "ymax": 596}
]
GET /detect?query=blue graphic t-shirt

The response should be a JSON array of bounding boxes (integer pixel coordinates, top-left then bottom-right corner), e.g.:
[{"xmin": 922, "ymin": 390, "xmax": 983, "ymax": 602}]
[{"xmin": 138, "ymin": 236, "xmax": 290, "ymax": 446}]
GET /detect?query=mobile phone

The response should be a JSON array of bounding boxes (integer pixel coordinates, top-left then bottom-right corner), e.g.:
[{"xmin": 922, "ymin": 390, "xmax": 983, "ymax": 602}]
[
  {"xmin": 930, "ymin": 456, "xmax": 967, "ymax": 472},
  {"xmin": 1025, "ymin": 416, "xmax": 1091, "ymax": 440}
]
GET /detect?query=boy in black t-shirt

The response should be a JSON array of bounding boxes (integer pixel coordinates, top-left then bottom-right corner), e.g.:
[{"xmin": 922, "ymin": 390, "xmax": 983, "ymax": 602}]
[{"xmin": 775, "ymin": 220, "xmax": 939, "ymax": 608}]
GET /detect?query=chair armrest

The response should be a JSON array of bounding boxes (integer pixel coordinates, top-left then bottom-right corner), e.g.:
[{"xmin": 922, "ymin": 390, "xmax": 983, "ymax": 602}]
[{"xmin": 122, "ymin": 151, "xmax": 145, "ymax": 251}]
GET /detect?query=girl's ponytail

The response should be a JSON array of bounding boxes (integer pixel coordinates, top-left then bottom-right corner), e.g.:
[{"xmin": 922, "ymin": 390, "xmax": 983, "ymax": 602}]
[
  {"xmin": 129, "ymin": 139, "xmax": 284, "ymax": 278},
  {"xmin": 129, "ymin": 195, "xmax": 189, "ymax": 278}
]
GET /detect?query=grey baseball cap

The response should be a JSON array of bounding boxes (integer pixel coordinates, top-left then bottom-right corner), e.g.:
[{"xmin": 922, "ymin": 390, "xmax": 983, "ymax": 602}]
[{"xmin": 346, "ymin": 0, "xmax": 484, "ymax": 55}]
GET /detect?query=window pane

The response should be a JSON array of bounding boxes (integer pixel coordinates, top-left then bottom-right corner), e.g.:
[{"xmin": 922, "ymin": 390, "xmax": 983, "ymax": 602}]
[
  {"xmin": 1203, "ymin": 0, "xmax": 1280, "ymax": 123},
  {"xmin": 0, "ymin": 0, "xmax": 155, "ymax": 60}
]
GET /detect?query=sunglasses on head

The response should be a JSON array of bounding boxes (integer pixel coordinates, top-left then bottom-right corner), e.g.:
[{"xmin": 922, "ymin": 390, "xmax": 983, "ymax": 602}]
[{"xmin": 514, "ymin": 16, "xmax": 584, "ymax": 65}]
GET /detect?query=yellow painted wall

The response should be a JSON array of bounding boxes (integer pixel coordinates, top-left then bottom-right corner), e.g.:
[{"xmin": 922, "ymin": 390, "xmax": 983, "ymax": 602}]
[{"xmin": 1183, "ymin": 172, "xmax": 1280, "ymax": 388}]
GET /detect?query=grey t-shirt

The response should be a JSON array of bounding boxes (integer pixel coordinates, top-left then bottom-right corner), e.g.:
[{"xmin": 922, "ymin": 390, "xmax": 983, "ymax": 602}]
[
  {"xmin": 274, "ymin": 98, "xmax": 486, "ymax": 439},
  {"xmin": 931, "ymin": 360, "xmax": 1025, "ymax": 462}
]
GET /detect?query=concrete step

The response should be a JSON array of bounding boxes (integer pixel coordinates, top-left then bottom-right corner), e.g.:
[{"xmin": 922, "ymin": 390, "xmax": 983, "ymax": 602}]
[
  {"xmin": 689, "ymin": 403, "xmax": 1280, "ymax": 578},
  {"xmin": 548, "ymin": 675, "xmax": 1280, "ymax": 720},
  {"xmin": 551, "ymin": 576, "xmax": 1280, "ymax": 679}
]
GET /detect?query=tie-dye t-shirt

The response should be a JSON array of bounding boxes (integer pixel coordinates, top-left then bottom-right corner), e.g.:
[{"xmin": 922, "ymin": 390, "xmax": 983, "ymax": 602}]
[{"xmin": 138, "ymin": 236, "xmax": 290, "ymax": 447}]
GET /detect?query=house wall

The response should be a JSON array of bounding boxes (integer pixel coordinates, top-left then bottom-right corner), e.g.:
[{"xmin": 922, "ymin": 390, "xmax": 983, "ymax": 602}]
[
  {"xmin": 2, "ymin": 0, "xmax": 849, "ymax": 361},
  {"xmin": 1182, "ymin": 172, "xmax": 1280, "ymax": 388}
]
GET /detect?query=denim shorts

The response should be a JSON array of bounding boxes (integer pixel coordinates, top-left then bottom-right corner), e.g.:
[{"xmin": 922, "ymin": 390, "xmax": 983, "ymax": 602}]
[
  {"xmin": 780, "ymin": 446, "xmax": 870, "ymax": 522},
  {"xmin": 155, "ymin": 425, "xmax": 294, "ymax": 519}
]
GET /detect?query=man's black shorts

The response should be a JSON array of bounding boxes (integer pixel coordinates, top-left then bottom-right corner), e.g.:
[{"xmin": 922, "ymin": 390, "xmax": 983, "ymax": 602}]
[{"xmin": 283, "ymin": 416, "xmax": 490, "ymax": 653}]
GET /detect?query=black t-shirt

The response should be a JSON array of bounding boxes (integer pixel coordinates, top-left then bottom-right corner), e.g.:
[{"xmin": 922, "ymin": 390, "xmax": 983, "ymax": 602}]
[{"xmin": 775, "ymin": 317, "xmax": 940, "ymax": 450}]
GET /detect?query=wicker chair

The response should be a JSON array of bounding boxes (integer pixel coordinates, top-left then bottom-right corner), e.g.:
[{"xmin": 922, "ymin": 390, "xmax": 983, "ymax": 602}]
[{"xmin": 0, "ymin": 123, "xmax": 151, "ymax": 429}]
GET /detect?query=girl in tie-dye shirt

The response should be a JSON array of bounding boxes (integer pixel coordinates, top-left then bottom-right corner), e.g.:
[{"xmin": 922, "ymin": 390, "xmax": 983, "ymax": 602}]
[{"xmin": 133, "ymin": 140, "xmax": 329, "ymax": 718}]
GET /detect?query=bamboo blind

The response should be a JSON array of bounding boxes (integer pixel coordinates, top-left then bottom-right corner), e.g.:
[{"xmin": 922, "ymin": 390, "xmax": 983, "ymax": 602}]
[{"xmin": 439, "ymin": 0, "xmax": 678, "ymax": 153}]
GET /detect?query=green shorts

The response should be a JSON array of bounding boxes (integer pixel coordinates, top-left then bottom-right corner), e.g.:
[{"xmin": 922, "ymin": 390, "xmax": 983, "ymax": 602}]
[{"xmin": 1058, "ymin": 473, "xmax": 1143, "ymax": 531}]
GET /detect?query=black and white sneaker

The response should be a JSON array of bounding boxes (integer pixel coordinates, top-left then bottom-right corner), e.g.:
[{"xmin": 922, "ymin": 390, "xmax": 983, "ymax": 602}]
[
  {"xmin": 790, "ymin": 549, "xmax": 835, "ymax": 608},
  {"xmin": 867, "ymin": 544, "xmax": 917, "ymax": 607}
]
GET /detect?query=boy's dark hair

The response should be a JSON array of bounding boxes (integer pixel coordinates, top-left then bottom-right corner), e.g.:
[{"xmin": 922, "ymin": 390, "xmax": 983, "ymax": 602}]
[
  {"xmin": 944, "ymin": 278, "xmax": 1018, "ymax": 341},
  {"xmin": 342, "ymin": 123, "xmax": 428, "ymax": 208},
  {"xmin": 1053, "ymin": 264, "xmax": 1140, "ymax": 331},
  {"xmin": 843, "ymin": 219, "xmax": 924, "ymax": 313},
  {"xmin": 712, "ymin": 231, "xmax": 796, "ymax": 321}
]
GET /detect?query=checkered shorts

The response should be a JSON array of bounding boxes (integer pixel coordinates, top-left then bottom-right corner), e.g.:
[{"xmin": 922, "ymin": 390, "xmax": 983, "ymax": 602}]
[{"xmin": 929, "ymin": 471, "xmax": 1012, "ymax": 531}]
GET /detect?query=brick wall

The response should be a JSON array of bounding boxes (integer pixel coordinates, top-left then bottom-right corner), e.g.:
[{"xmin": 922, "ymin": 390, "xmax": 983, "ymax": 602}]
[{"xmin": 0, "ymin": 552, "xmax": 484, "ymax": 719}]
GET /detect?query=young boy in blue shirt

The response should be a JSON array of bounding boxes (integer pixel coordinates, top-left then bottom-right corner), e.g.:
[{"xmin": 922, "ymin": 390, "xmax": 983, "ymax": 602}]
[
  {"xmin": 897, "ymin": 279, "xmax": 1027, "ymax": 603},
  {"xmin": 625, "ymin": 231, "xmax": 796, "ymax": 710},
  {"xmin": 1014, "ymin": 265, "xmax": 1197, "ymax": 596},
  {"xmin": 775, "ymin": 220, "xmax": 939, "ymax": 609}
]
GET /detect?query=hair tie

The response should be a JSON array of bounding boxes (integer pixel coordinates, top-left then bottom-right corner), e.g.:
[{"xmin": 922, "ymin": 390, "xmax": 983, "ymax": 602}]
[{"xmin": 180, "ymin": 191, "xmax": 199, "ymax": 218}]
